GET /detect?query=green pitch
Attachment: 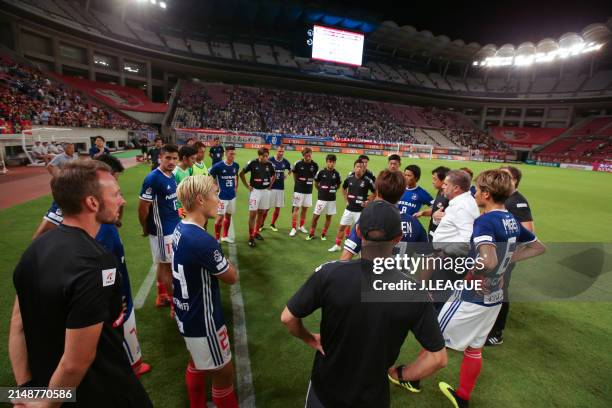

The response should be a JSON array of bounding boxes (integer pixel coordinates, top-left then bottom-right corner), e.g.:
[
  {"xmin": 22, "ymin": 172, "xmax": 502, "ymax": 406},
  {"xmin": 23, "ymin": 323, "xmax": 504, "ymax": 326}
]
[{"xmin": 0, "ymin": 149, "xmax": 611, "ymax": 407}]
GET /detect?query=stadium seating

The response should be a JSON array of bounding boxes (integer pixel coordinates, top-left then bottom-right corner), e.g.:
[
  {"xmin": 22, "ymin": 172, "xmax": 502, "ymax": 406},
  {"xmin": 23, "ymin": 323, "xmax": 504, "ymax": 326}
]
[
  {"xmin": 535, "ymin": 116, "xmax": 612, "ymax": 163},
  {"xmin": 172, "ymin": 81, "xmax": 507, "ymax": 149},
  {"xmin": 0, "ymin": 55, "xmax": 151, "ymax": 133}
]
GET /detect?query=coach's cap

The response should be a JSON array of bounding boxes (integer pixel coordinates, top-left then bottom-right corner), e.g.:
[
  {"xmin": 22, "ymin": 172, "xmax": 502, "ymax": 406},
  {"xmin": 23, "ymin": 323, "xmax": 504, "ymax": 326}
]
[{"xmin": 359, "ymin": 200, "xmax": 402, "ymax": 242}]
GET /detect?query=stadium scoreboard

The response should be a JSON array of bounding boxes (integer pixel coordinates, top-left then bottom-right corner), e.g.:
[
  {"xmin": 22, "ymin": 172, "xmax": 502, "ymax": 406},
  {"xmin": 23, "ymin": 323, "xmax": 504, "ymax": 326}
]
[{"xmin": 311, "ymin": 25, "xmax": 364, "ymax": 66}]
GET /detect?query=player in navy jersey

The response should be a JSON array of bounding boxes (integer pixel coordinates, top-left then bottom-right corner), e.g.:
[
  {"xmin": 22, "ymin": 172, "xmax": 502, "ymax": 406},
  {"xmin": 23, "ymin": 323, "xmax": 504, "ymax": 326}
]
[
  {"xmin": 172, "ymin": 175, "xmax": 239, "ymax": 408},
  {"xmin": 209, "ymin": 137, "xmax": 225, "ymax": 165},
  {"xmin": 209, "ymin": 146, "xmax": 240, "ymax": 243},
  {"xmin": 264, "ymin": 145, "xmax": 291, "ymax": 232},
  {"xmin": 307, "ymin": 154, "xmax": 341, "ymax": 241},
  {"xmin": 415, "ymin": 166, "xmax": 450, "ymax": 240},
  {"xmin": 341, "ymin": 169, "xmax": 431, "ymax": 260},
  {"xmin": 239, "ymin": 147, "xmax": 276, "ymax": 247},
  {"xmin": 406, "ymin": 169, "xmax": 545, "ymax": 407},
  {"xmin": 290, "ymin": 147, "xmax": 319, "ymax": 236},
  {"xmin": 138, "ymin": 144, "xmax": 180, "ymax": 309},
  {"xmin": 31, "ymin": 155, "xmax": 152, "ymax": 378},
  {"xmin": 397, "ymin": 165, "xmax": 434, "ymax": 216}
]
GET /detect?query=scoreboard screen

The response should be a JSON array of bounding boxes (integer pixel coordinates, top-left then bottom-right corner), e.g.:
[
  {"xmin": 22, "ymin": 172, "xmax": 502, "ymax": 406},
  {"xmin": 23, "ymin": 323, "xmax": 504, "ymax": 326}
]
[{"xmin": 311, "ymin": 25, "xmax": 364, "ymax": 66}]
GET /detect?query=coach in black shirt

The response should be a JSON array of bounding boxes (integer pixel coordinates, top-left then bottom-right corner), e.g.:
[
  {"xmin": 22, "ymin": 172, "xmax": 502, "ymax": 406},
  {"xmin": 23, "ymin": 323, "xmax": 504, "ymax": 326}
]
[
  {"xmin": 282, "ymin": 200, "xmax": 447, "ymax": 408},
  {"xmin": 487, "ymin": 165, "xmax": 535, "ymax": 346},
  {"xmin": 9, "ymin": 161, "xmax": 152, "ymax": 407}
]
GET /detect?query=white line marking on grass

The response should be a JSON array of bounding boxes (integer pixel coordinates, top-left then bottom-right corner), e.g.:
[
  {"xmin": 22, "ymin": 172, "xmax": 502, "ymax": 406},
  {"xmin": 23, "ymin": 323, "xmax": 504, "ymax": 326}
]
[
  {"xmin": 134, "ymin": 263, "xmax": 156, "ymax": 310},
  {"xmin": 227, "ymin": 242, "xmax": 256, "ymax": 408}
]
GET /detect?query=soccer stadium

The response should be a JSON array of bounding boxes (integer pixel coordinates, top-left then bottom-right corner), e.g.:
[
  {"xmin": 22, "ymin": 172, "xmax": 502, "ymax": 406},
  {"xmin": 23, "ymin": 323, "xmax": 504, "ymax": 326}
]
[{"xmin": 0, "ymin": 0, "xmax": 611, "ymax": 406}]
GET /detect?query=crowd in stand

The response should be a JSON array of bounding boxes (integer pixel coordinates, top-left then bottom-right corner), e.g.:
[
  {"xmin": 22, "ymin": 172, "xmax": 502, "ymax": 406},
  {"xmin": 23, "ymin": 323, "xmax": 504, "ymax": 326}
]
[
  {"xmin": 0, "ymin": 56, "xmax": 150, "ymax": 134},
  {"xmin": 174, "ymin": 83, "xmax": 420, "ymax": 144}
]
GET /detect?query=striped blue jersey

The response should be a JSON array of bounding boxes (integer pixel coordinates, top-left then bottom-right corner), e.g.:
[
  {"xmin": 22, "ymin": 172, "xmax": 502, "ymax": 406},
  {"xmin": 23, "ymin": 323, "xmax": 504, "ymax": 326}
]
[
  {"xmin": 139, "ymin": 168, "xmax": 180, "ymax": 236},
  {"xmin": 96, "ymin": 224, "xmax": 134, "ymax": 314},
  {"xmin": 462, "ymin": 209, "xmax": 536, "ymax": 306},
  {"xmin": 397, "ymin": 186, "xmax": 434, "ymax": 216},
  {"xmin": 209, "ymin": 161, "xmax": 240, "ymax": 200},
  {"xmin": 171, "ymin": 222, "xmax": 230, "ymax": 338}
]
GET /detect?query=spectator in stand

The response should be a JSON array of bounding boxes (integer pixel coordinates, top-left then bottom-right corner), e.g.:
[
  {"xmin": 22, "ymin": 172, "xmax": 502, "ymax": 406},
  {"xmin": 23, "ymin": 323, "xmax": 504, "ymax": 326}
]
[
  {"xmin": 47, "ymin": 142, "xmax": 78, "ymax": 177},
  {"xmin": 89, "ymin": 136, "xmax": 110, "ymax": 158},
  {"xmin": 148, "ymin": 137, "xmax": 163, "ymax": 170}
]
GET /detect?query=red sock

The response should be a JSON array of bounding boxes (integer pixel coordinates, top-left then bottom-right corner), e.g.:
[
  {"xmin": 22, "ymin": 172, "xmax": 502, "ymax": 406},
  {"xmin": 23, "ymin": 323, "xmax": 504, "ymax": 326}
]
[
  {"xmin": 299, "ymin": 216, "xmax": 305, "ymax": 228},
  {"xmin": 292, "ymin": 213, "xmax": 297, "ymax": 229},
  {"xmin": 345, "ymin": 226, "xmax": 351, "ymax": 238},
  {"xmin": 156, "ymin": 280, "xmax": 167, "ymax": 297},
  {"xmin": 322, "ymin": 228, "xmax": 327, "ymax": 236},
  {"xmin": 260, "ymin": 210, "xmax": 269, "ymax": 229},
  {"xmin": 249, "ymin": 228, "xmax": 255, "ymax": 240},
  {"xmin": 457, "ymin": 349, "xmax": 482, "ymax": 400},
  {"xmin": 309, "ymin": 227, "xmax": 315, "ymax": 236},
  {"xmin": 271, "ymin": 207, "xmax": 280, "ymax": 225},
  {"xmin": 185, "ymin": 362, "xmax": 206, "ymax": 408},
  {"xmin": 223, "ymin": 217, "xmax": 231, "ymax": 238},
  {"xmin": 214, "ymin": 220, "xmax": 222, "ymax": 240},
  {"xmin": 212, "ymin": 385, "xmax": 238, "ymax": 408},
  {"xmin": 336, "ymin": 237, "xmax": 342, "ymax": 246}
]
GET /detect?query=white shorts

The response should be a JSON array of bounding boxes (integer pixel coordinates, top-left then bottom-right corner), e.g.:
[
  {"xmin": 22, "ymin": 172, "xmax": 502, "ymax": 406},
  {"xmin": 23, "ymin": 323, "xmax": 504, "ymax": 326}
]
[
  {"xmin": 438, "ymin": 296, "xmax": 502, "ymax": 351},
  {"xmin": 149, "ymin": 234, "xmax": 173, "ymax": 264},
  {"xmin": 184, "ymin": 325, "xmax": 232, "ymax": 370},
  {"xmin": 217, "ymin": 198, "xmax": 236, "ymax": 215},
  {"xmin": 292, "ymin": 192, "xmax": 313, "ymax": 208},
  {"xmin": 122, "ymin": 309, "xmax": 142, "ymax": 365},
  {"xmin": 313, "ymin": 200, "xmax": 336, "ymax": 216},
  {"xmin": 269, "ymin": 189, "xmax": 285, "ymax": 208},
  {"xmin": 339, "ymin": 209, "xmax": 361, "ymax": 226},
  {"xmin": 249, "ymin": 189, "xmax": 270, "ymax": 211}
]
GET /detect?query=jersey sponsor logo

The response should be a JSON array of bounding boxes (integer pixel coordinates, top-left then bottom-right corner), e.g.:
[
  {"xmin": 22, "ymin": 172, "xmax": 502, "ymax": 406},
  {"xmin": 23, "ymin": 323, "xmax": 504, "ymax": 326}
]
[
  {"xmin": 102, "ymin": 268, "xmax": 117, "ymax": 287},
  {"xmin": 213, "ymin": 249, "xmax": 223, "ymax": 263}
]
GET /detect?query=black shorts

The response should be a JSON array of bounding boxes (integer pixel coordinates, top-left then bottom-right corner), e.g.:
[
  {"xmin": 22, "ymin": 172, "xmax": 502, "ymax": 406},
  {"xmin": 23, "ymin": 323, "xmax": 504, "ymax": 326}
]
[{"xmin": 141, "ymin": 146, "xmax": 148, "ymax": 154}]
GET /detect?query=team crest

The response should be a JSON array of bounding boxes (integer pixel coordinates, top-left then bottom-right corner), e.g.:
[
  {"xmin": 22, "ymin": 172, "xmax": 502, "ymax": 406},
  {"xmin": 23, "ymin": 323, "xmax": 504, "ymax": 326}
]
[
  {"xmin": 213, "ymin": 250, "xmax": 223, "ymax": 263},
  {"xmin": 146, "ymin": 187, "xmax": 153, "ymax": 195},
  {"xmin": 412, "ymin": 194, "xmax": 418, "ymax": 200}
]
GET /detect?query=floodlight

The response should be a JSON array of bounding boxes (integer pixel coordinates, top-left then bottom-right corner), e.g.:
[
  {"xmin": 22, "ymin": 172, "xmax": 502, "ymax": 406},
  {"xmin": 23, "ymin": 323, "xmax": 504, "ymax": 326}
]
[{"xmin": 160, "ymin": 1, "xmax": 167, "ymax": 8}]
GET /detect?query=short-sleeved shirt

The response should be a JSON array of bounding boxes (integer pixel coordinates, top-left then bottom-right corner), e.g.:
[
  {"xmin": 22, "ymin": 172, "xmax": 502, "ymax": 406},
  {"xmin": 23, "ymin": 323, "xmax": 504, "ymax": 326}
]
[
  {"xmin": 344, "ymin": 211, "xmax": 431, "ymax": 256},
  {"xmin": 13, "ymin": 225, "xmax": 152, "ymax": 407},
  {"xmin": 192, "ymin": 162, "xmax": 209, "ymax": 176},
  {"xmin": 89, "ymin": 146, "xmax": 110, "ymax": 158},
  {"xmin": 148, "ymin": 147, "xmax": 161, "ymax": 170},
  {"xmin": 315, "ymin": 168, "xmax": 341, "ymax": 201},
  {"xmin": 139, "ymin": 168, "xmax": 180, "ymax": 236},
  {"xmin": 348, "ymin": 169, "xmax": 376, "ymax": 186},
  {"xmin": 269, "ymin": 156, "xmax": 292, "ymax": 190},
  {"xmin": 397, "ymin": 186, "xmax": 434, "ymax": 216},
  {"xmin": 209, "ymin": 161, "xmax": 240, "ymax": 200},
  {"xmin": 428, "ymin": 190, "xmax": 449, "ymax": 237},
  {"xmin": 293, "ymin": 159, "xmax": 319, "ymax": 194},
  {"xmin": 172, "ymin": 222, "xmax": 230, "ymax": 338},
  {"xmin": 209, "ymin": 145, "xmax": 225, "ymax": 165},
  {"xmin": 96, "ymin": 224, "xmax": 134, "ymax": 315},
  {"xmin": 243, "ymin": 159, "xmax": 275, "ymax": 190},
  {"xmin": 49, "ymin": 152, "xmax": 78, "ymax": 168},
  {"xmin": 342, "ymin": 175, "xmax": 376, "ymax": 212},
  {"xmin": 504, "ymin": 191, "xmax": 533, "ymax": 223},
  {"xmin": 173, "ymin": 166, "xmax": 192, "ymax": 185},
  {"xmin": 463, "ymin": 210, "xmax": 537, "ymax": 306},
  {"xmin": 287, "ymin": 260, "xmax": 444, "ymax": 408}
]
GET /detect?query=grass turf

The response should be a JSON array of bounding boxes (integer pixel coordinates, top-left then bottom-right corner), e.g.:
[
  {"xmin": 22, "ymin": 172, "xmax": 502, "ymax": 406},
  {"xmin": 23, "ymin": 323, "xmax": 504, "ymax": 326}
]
[{"xmin": 0, "ymin": 148, "xmax": 611, "ymax": 407}]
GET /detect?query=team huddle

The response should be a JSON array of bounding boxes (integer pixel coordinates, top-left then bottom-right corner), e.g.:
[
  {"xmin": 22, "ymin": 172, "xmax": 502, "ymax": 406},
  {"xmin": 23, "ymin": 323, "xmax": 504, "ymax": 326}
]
[{"xmin": 9, "ymin": 140, "xmax": 546, "ymax": 408}]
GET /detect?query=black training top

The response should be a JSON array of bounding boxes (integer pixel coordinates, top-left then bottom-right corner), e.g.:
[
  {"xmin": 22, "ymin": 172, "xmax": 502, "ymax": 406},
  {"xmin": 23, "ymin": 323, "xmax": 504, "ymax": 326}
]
[
  {"xmin": 428, "ymin": 190, "xmax": 449, "ymax": 237},
  {"xmin": 13, "ymin": 225, "xmax": 152, "ymax": 407},
  {"xmin": 505, "ymin": 191, "xmax": 533, "ymax": 222},
  {"xmin": 315, "ymin": 168, "xmax": 342, "ymax": 201},
  {"xmin": 243, "ymin": 159, "xmax": 275, "ymax": 190},
  {"xmin": 287, "ymin": 260, "xmax": 445, "ymax": 408},
  {"xmin": 293, "ymin": 159, "xmax": 319, "ymax": 194},
  {"xmin": 342, "ymin": 175, "xmax": 375, "ymax": 212}
]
